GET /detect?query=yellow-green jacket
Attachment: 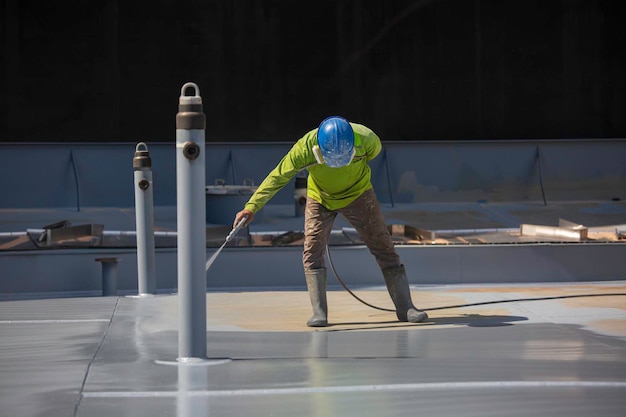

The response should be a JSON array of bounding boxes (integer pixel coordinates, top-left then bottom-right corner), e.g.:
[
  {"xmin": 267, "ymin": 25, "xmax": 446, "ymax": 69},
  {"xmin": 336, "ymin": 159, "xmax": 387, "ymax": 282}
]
[{"xmin": 244, "ymin": 123, "xmax": 382, "ymax": 213}]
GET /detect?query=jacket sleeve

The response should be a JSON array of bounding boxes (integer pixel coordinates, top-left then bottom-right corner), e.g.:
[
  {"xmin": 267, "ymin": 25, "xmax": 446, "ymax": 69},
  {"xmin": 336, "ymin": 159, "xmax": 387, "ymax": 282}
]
[{"xmin": 243, "ymin": 137, "xmax": 313, "ymax": 213}]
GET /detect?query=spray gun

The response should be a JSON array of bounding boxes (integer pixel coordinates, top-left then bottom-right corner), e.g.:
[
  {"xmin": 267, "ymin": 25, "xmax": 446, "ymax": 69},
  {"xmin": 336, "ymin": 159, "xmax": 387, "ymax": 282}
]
[{"xmin": 225, "ymin": 215, "xmax": 249, "ymax": 243}]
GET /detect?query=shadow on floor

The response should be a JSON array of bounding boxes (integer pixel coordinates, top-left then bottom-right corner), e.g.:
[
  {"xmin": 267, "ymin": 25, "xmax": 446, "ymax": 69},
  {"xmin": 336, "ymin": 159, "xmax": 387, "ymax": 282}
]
[{"xmin": 323, "ymin": 314, "xmax": 528, "ymax": 332}]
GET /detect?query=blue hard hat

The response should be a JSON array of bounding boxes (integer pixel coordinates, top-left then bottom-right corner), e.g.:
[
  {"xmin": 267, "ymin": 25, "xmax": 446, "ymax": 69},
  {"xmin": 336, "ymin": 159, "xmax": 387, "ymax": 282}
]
[{"xmin": 316, "ymin": 116, "xmax": 355, "ymax": 168}]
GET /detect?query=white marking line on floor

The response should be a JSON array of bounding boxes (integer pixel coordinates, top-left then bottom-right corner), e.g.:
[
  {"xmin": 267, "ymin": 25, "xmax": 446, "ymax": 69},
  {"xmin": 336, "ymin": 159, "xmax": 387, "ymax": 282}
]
[
  {"xmin": 0, "ymin": 319, "xmax": 110, "ymax": 324},
  {"xmin": 83, "ymin": 381, "xmax": 626, "ymax": 398}
]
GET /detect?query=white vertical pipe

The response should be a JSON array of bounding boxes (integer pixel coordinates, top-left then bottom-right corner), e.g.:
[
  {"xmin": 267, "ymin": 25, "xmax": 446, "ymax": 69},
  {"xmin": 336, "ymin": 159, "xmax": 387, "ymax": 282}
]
[
  {"xmin": 133, "ymin": 142, "xmax": 157, "ymax": 295},
  {"xmin": 176, "ymin": 82, "xmax": 207, "ymax": 360}
]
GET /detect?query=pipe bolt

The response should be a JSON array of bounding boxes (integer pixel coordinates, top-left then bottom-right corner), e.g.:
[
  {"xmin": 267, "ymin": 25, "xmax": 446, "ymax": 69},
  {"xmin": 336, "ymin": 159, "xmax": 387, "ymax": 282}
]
[
  {"xmin": 183, "ymin": 142, "xmax": 200, "ymax": 160},
  {"xmin": 138, "ymin": 178, "xmax": 150, "ymax": 190}
]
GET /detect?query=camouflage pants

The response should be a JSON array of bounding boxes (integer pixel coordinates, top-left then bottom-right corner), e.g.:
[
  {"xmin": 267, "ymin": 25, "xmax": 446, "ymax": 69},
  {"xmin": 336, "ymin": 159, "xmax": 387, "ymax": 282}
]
[{"xmin": 302, "ymin": 188, "xmax": 400, "ymax": 271}]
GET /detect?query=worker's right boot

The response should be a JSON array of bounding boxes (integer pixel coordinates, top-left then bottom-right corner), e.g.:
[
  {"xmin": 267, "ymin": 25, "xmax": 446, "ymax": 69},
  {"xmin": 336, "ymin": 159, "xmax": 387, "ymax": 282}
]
[{"xmin": 305, "ymin": 268, "xmax": 328, "ymax": 327}]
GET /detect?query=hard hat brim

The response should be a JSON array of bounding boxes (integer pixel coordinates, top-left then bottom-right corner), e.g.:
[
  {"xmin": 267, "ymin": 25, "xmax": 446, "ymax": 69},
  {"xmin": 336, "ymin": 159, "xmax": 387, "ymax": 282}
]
[{"xmin": 321, "ymin": 148, "xmax": 355, "ymax": 168}]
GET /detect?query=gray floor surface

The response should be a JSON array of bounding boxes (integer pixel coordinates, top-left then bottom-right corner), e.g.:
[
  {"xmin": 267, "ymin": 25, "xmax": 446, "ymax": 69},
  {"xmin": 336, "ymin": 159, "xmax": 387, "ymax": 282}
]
[{"xmin": 1, "ymin": 282, "xmax": 626, "ymax": 417}]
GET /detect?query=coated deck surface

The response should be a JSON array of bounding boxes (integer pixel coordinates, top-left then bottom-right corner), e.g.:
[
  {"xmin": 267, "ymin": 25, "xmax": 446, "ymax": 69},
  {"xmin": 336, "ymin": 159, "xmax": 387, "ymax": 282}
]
[{"xmin": 2, "ymin": 282, "xmax": 626, "ymax": 417}]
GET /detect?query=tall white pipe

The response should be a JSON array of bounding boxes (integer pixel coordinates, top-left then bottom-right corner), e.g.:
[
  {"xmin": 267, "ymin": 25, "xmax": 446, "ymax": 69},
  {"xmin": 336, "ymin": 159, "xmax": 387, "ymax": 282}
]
[{"xmin": 175, "ymin": 82, "xmax": 207, "ymax": 360}]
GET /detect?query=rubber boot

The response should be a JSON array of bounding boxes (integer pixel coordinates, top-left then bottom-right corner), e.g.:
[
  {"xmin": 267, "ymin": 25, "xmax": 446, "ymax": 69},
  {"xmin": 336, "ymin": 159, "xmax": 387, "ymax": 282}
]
[
  {"xmin": 305, "ymin": 268, "xmax": 328, "ymax": 327},
  {"xmin": 382, "ymin": 264, "xmax": 428, "ymax": 323}
]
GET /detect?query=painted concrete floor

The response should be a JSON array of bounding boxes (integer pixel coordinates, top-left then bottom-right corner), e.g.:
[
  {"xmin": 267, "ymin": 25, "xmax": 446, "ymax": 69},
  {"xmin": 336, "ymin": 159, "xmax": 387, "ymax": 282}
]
[{"xmin": 1, "ymin": 281, "xmax": 626, "ymax": 417}]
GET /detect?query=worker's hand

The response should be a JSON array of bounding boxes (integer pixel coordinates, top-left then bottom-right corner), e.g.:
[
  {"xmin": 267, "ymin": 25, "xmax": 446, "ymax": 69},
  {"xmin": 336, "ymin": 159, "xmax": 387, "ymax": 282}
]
[{"xmin": 234, "ymin": 209, "xmax": 254, "ymax": 228}]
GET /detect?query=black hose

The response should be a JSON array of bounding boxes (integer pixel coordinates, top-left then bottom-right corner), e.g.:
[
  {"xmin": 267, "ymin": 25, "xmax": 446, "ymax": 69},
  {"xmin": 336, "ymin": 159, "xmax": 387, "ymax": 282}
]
[
  {"xmin": 424, "ymin": 293, "xmax": 626, "ymax": 312},
  {"xmin": 382, "ymin": 148, "xmax": 395, "ymax": 208},
  {"xmin": 326, "ymin": 244, "xmax": 626, "ymax": 312},
  {"xmin": 326, "ymin": 244, "xmax": 395, "ymax": 312},
  {"xmin": 70, "ymin": 150, "xmax": 81, "ymax": 212},
  {"xmin": 536, "ymin": 145, "xmax": 548, "ymax": 206}
]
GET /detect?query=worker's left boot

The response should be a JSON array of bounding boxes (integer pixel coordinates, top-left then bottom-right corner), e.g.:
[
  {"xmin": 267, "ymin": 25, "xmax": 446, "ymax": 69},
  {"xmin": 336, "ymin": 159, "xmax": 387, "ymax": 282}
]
[{"xmin": 382, "ymin": 264, "xmax": 428, "ymax": 323}]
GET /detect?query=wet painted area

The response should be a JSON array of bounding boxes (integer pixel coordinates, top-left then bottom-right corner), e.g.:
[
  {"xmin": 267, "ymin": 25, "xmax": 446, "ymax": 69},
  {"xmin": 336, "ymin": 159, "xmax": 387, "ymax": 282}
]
[{"xmin": 1, "ymin": 282, "xmax": 625, "ymax": 416}]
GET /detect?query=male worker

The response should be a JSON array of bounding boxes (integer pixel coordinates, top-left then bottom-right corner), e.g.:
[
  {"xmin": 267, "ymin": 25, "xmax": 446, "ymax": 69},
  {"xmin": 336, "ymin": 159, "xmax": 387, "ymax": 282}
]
[{"xmin": 233, "ymin": 116, "xmax": 428, "ymax": 327}]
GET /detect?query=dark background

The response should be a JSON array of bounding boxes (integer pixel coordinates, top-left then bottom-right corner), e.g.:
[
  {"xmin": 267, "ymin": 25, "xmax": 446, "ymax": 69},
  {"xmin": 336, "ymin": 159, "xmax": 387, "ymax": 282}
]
[{"xmin": 1, "ymin": 0, "xmax": 625, "ymax": 142}]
